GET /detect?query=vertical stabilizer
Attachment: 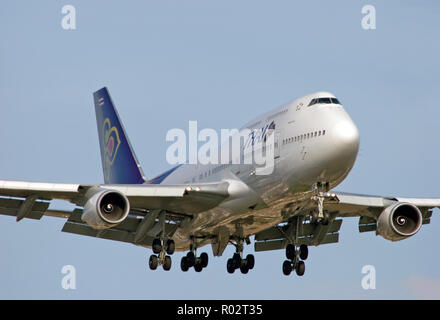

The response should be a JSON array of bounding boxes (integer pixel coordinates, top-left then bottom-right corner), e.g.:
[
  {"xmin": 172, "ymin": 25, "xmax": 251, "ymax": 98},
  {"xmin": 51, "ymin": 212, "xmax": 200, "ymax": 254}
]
[{"xmin": 93, "ymin": 87, "xmax": 146, "ymax": 184}]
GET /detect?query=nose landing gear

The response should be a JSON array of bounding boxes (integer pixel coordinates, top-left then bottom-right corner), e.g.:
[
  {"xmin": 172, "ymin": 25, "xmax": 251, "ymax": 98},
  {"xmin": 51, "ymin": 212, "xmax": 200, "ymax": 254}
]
[{"xmin": 310, "ymin": 182, "xmax": 334, "ymax": 225}]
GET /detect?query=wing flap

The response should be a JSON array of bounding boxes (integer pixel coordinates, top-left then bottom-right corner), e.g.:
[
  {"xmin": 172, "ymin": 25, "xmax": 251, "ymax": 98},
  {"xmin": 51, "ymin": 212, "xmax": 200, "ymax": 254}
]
[
  {"xmin": 0, "ymin": 197, "xmax": 50, "ymax": 220},
  {"xmin": 62, "ymin": 222, "xmax": 136, "ymax": 244},
  {"xmin": 255, "ymin": 234, "xmax": 340, "ymax": 252},
  {"xmin": 254, "ymin": 218, "xmax": 343, "ymax": 252}
]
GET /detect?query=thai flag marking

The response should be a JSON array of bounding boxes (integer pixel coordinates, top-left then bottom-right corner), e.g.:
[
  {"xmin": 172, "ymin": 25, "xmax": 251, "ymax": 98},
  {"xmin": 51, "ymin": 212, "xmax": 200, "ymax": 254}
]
[{"xmin": 98, "ymin": 97, "xmax": 105, "ymax": 107}]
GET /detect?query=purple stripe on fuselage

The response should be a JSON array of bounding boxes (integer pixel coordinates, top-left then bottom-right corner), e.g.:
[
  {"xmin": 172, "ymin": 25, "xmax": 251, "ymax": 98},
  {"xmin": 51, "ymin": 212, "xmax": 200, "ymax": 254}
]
[{"xmin": 146, "ymin": 164, "xmax": 182, "ymax": 184}]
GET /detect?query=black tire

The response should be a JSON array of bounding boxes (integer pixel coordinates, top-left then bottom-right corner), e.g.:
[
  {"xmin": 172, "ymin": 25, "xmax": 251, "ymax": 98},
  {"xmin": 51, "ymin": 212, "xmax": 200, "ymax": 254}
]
[
  {"xmin": 163, "ymin": 255, "xmax": 172, "ymax": 271},
  {"xmin": 227, "ymin": 258, "xmax": 235, "ymax": 274},
  {"xmin": 194, "ymin": 261, "xmax": 203, "ymax": 272},
  {"xmin": 166, "ymin": 239, "xmax": 175, "ymax": 255},
  {"xmin": 240, "ymin": 264, "xmax": 249, "ymax": 274},
  {"xmin": 232, "ymin": 253, "xmax": 241, "ymax": 269},
  {"xmin": 181, "ymin": 256, "xmax": 189, "ymax": 272},
  {"xmin": 152, "ymin": 238, "xmax": 162, "ymax": 254},
  {"xmin": 296, "ymin": 261, "xmax": 305, "ymax": 276},
  {"xmin": 282, "ymin": 260, "xmax": 292, "ymax": 276},
  {"xmin": 286, "ymin": 244, "xmax": 296, "ymax": 260},
  {"xmin": 299, "ymin": 244, "xmax": 308, "ymax": 260},
  {"xmin": 186, "ymin": 251, "xmax": 196, "ymax": 267},
  {"xmin": 246, "ymin": 254, "xmax": 255, "ymax": 270},
  {"xmin": 149, "ymin": 255, "xmax": 158, "ymax": 270},
  {"xmin": 200, "ymin": 252, "xmax": 209, "ymax": 268}
]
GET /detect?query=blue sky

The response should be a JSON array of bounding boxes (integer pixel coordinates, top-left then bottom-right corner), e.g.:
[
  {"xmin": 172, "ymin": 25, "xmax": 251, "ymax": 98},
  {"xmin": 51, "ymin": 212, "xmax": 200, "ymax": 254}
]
[{"xmin": 1, "ymin": 1, "xmax": 440, "ymax": 299}]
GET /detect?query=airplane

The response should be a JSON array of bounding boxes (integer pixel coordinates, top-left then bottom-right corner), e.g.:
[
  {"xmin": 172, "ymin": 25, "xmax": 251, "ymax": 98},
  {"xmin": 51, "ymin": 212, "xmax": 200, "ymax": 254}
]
[{"xmin": 0, "ymin": 87, "xmax": 438, "ymax": 276}]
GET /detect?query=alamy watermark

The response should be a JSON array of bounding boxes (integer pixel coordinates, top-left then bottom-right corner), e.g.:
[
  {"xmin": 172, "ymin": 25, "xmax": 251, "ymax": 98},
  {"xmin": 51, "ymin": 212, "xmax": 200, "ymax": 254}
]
[
  {"xmin": 61, "ymin": 265, "xmax": 76, "ymax": 290},
  {"xmin": 166, "ymin": 121, "xmax": 276, "ymax": 175},
  {"xmin": 361, "ymin": 5, "xmax": 376, "ymax": 30},
  {"xmin": 61, "ymin": 5, "xmax": 76, "ymax": 30},
  {"xmin": 361, "ymin": 265, "xmax": 376, "ymax": 290}
]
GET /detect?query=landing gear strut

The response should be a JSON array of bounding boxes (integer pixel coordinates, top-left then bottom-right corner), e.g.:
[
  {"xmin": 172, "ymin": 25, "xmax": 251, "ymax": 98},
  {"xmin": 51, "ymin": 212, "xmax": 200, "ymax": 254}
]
[
  {"xmin": 282, "ymin": 243, "xmax": 307, "ymax": 276},
  {"xmin": 180, "ymin": 237, "xmax": 209, "ymax": 272},
  {"xmin": 226, "ymin": 238, "xmax": 255, "ymax": 274},
  {"xmin": 310, "ymin": 181, "xmax": 334, "ymax": 225}
]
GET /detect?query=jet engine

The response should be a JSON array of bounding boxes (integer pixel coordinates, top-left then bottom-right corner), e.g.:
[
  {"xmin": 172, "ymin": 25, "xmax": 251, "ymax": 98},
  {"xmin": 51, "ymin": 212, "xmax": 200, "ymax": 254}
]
[
  {"xmin": 376, "ymin": 202, "xmax": 422, "ymax": 241},
  {"xmin": 81, "ymin": 188, "xmax": 130, "ymax": 229}
]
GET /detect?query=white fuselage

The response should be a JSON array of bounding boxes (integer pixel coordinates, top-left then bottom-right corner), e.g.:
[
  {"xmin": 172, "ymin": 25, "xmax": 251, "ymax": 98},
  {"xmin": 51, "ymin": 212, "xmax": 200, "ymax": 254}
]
[{"xmin": 155, "ymin": 92, "xmax": 360, "ymax": 251}]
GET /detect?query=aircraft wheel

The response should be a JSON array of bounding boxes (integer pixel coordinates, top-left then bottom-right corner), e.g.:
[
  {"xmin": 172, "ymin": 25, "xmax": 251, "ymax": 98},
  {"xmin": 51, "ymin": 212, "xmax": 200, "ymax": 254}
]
[
  {"xmin": 152, "ymin": 238, "xmax": 162, "ymax": 254},
  {"xmin": 186, "ymin": 251, "xmax": 196, "ymax": 267},
  {"xmin": 296, "ymin": 261, "xmax": 305, "ymax": 276},
  {"xmin": 232, "ymin": 253, "xmax": 241, "ymax": 269},
  {"xmin": 240, "ymin": 263, "xmax": 249, "ymax": 274},
  {"xmin": 200, "ymin": 252, "xmax": 209, "ymax": 268},
  {"xmin": 282, "ymin": 260, "xmax": 292, "ymax": 276},
  {"xmin": 246, "ymin": 254, "xmax": 255, "ymax": 270},
  {"xmin": 194, "ymin": 261, "xmax": 203, "ymax": 272},
  {"xmin": 181, "ymin": 256, "xmax": 189, "ymax": 272},
  {"xmin": 163, "ymin": 255, "xmax": 172, "ymax": 271},
  {"xmin": 299, "ymin": 245, "xmax": 308, "ymax": 260},
  {"xmin": 166, "ymin": 239, "xmax": 175, "ymax": 255},
  {"xmin": 286, "ymin": 244, "xmax": 296, "ymax": 260},
  {"xmin": 149, "ymin": 255, "xmax": 158, "ymax": 270},
  {"xmin": 227, "ymin": 258, "xmax": 235, "ymax": 274}
]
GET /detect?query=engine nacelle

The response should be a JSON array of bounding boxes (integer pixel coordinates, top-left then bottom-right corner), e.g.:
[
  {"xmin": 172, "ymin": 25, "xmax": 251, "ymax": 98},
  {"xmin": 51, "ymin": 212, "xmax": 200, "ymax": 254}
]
[
  {"xmin": 376, "ymin": 202, "xmax": 422, "ymax": 241},
  {"xmin": 81, "ymin": 188, "xmax": 130, "ymax": 230}
]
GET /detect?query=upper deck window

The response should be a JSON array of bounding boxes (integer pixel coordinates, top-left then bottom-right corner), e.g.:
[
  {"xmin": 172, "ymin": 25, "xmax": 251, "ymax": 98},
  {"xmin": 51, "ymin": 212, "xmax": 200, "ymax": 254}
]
[{"xmin": 308, "ymin": 97, "xmax": 341, "ymax": 106}]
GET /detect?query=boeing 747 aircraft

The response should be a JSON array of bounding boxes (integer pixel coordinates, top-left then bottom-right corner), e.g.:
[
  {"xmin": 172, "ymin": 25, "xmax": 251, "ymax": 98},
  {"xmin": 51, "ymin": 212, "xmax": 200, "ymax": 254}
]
[{"xmin": 0, "ymin": 87, "xmax": 437, "ymax": 276}]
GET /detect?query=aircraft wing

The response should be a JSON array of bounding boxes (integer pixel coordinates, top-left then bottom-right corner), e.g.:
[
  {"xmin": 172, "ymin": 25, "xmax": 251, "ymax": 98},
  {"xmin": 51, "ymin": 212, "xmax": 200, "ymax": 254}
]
[
  {"xmin": 305, "ymin": 191, "xmax": 440, "ymax": 222},
  {"xmin": 254, "ymin": 191, "xmax": 438, "ymax": 252},
  {"xmin": 0, "ymin": 179, "xmax": 230, "ymax": 246},
  {"xmin": 0, "ymin": 179, "xmax": 229, "ymax": 211}
]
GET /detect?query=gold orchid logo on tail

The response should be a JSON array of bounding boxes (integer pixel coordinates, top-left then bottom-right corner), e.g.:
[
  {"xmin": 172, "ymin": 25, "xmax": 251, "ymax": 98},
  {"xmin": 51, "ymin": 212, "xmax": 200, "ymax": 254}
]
[{"xmin": 103, "ymin": 118, "xmax": 121, "ymax": 171}]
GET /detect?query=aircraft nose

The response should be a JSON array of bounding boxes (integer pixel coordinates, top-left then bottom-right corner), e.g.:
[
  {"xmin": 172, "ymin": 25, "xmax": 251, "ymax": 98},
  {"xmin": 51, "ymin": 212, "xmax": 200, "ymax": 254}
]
[
  {"xmin": 331, "ymin": 119, "xmax": 360, "ymax": 155},
  {"xmin": 328, "ymin": 119, "xmax": 359, "ymax": 172}
]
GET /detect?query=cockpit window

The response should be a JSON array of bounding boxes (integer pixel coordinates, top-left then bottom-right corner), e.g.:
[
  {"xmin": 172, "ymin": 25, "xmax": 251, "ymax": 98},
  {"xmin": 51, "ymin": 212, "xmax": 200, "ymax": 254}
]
[{"xmin": 308, "ymin": 97, "xmax": 341, "ymax": 106}]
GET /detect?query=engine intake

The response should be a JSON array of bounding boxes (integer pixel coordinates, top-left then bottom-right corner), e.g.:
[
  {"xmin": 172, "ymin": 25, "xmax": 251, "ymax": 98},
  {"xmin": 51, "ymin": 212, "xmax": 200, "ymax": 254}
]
[
  {"xmin": 376, "ymin": 202, "xmax": 422, "ymax": 241},
  {"xmin": 81, "ymin": 188, "xmax": 130, "ymax": 229}
]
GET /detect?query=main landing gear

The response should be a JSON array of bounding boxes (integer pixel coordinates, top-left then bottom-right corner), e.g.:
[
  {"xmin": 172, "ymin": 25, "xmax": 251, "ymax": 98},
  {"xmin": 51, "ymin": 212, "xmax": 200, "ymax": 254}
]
[
  {"xmin": 180, "ymin": 237, "xmax": 209, "ymax": 272},
  {"xmin": 226, "ymin": 238, "xmax": 255, "ymax": 274},
  {"xmin": 282, "ymin": 243, "xmax": 308, "ymax": 276},
  {"xmin": 148, "ymin": 238, "xmax": 175, "ymax": 271}
]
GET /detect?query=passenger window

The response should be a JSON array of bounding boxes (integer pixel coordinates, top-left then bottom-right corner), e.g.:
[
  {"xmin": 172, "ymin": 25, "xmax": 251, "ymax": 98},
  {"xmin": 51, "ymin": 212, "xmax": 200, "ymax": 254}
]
[{"xmin": 323, "ymin": 130, "xmax": 326, "ymax": 135}]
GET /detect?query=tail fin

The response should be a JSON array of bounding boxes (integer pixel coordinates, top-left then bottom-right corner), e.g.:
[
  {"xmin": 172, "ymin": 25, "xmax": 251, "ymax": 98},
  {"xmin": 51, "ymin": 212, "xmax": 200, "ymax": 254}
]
[{"xmin": 93, "ymin": 87, "xmax": 146, "ymax": 184}]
